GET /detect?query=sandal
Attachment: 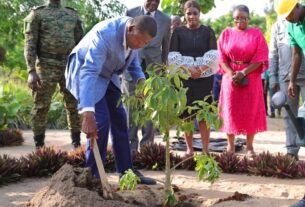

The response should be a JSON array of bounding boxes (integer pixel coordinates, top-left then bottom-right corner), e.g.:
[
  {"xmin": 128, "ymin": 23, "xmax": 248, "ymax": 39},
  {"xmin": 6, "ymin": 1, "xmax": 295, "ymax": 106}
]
[{"xmin": 246, "ymin": 150, "xmax": 256, "ymax": 159}]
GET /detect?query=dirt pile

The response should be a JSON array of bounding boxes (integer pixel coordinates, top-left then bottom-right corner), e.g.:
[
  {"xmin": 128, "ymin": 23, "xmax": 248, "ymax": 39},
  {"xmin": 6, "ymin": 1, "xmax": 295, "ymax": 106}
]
[{"xmin": 26, "ymin": 164, "xmax": 165, "ymax": 207}]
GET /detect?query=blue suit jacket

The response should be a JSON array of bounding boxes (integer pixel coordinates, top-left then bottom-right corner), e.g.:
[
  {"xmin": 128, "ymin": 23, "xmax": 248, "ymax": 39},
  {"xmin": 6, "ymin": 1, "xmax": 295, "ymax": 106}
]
[{"xmin": 65, "ymin": 17, "xmax": 145, "ymax": 110}]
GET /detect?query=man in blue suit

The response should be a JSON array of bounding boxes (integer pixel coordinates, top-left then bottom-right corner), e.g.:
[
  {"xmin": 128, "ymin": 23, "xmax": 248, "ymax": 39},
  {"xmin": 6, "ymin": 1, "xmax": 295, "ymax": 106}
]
[{"xmin": 65, "ymin": 15, "xmax": 157, "ymax": 185}]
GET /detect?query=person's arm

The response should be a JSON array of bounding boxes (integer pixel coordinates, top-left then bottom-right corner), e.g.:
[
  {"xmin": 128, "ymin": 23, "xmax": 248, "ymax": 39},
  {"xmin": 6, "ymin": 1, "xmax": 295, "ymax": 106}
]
[
  {"xmin": 24, "ymin": 10, "xmax": 41, "ymax": 91},
  {"xmin": 161, "ymin": 17, "xmax": 171, "ymax": 64},
  {"xmin": 208, "ymin": 26, "xmax": 217, "ymax": 50},
  {"xmin": 78, "ymin": 35, "xmax": 107, "ymax": 110},
  {"xmin": 169, "ymin": 28, "xmax": 179, "ymax": 52},
  {"xmin": 234, "ymin": 28, "xmax": 269, "ymax": 84},
  {"xmin": 127, "ymin": 52, "xmax": 146, "ymax": 83},
  {"xmin": 196, "ymin": 26, "xmax": 217, "ymax": 75},
  {"xmin": 74, "ymin": 14, "xmax": 84, "ymax": 45},
  {"xmin": 268, "ymin": 23, "xmax": 280, "ymax": 92},
  {"xmin": 219, "ymin": 63, "xmax": 234, "ymax": 77},
  {"xmin": 288, "ymin": 45, "xmax": 303, "ymax": 98},
  {"xmin": 218, "ymin": 29, "xmax": 234, "ymax": 77},
  {"xmin": 78, "ymin": 34, "xmax": 107, "ymax": 140}
]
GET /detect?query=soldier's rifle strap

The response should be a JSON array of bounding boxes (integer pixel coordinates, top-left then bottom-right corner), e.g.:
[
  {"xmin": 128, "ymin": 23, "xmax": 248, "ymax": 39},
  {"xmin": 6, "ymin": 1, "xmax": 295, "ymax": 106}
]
[{"xmin": 39, "ymin": 52, "xmax": 68, "ymax": 61}]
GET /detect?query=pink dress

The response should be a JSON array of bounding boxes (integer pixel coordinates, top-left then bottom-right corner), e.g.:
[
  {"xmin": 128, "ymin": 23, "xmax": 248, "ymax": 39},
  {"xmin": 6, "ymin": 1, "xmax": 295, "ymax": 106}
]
[{"xmin": 218, "ymin": 28, "xmax": 268, "ymax": 135}]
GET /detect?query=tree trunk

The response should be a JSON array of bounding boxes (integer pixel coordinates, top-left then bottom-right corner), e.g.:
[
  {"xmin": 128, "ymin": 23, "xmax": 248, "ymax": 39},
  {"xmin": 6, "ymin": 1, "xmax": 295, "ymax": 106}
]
[{"xmin": 164, "ymin": 133, "xmax": 171, "ymax": 195}]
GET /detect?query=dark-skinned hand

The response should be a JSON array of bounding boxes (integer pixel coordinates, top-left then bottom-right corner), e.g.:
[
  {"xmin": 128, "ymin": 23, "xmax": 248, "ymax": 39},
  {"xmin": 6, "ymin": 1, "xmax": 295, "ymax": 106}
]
[
  {"xmin": 232, "ymin": 71, "xmax": 245, "ymax": 84},
  {"xmin": 288, "ymin": 81, "xmax": 296, "ymax": 98},
  {"xmin": 189, "ymin": 66, "xmax": 201, "ymax": 79},
  {"xmin": 28, "ymin": 71, "xmax": 41, "ymax": 91},
  {"xmin": 271, "ymin": 83, "xmax": 280, "ymax": 93},
  {"xmin": 81, "ymin": 111, "xmax": 98, "ymax": 149}
]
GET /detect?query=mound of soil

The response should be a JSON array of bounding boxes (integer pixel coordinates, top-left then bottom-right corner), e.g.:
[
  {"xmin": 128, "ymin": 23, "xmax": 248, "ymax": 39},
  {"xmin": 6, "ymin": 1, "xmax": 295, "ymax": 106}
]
[{"xmin": 26, "ymin": 164, "xmax": 165, "ymax": 207}]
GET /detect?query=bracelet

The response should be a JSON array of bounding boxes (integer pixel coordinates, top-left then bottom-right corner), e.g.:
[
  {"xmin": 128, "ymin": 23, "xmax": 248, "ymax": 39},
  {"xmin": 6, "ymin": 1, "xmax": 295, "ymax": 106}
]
[{"xmin": 240, "ymin": 70, "xmax": 247, "ymax": 77}]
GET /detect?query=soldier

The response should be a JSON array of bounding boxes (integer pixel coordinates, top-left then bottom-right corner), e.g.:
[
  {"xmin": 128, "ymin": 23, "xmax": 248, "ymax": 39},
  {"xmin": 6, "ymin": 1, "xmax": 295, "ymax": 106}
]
[{"xmin": 24, "ymin": 0, "xmax": 83, "ymax": 149}]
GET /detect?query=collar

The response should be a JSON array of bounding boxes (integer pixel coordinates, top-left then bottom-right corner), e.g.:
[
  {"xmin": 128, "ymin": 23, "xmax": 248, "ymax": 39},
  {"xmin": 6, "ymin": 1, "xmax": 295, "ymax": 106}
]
[
  {"xmin": 123, "ymin": 20, "xmax": 130, "ymax": 50},
  {"xmin": 48, "ymin": 2, "xmax": 61, "ymax": 8},
  {"xmin": 123, "ymin": 20, "xmax": 132, "ymax": 59},
  {"xmin": 143, "ymin": 6, "xmax": 156, "ymax": 17}
]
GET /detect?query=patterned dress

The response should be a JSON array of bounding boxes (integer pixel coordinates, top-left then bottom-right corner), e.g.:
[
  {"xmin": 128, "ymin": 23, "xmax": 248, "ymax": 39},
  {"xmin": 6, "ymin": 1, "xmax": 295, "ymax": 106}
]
[{"xmin": 218, "ymin": 27, "xmax": 268, "ymax": 135}]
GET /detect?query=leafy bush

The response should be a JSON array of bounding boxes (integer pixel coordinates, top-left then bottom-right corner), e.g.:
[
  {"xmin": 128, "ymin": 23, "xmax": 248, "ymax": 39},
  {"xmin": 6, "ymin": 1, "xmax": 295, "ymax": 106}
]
[
  {"xmin": 19, "ymin": 147, "xmax": 68, "ymax": 177},
  {"xmin": 0, "ymin": 155, "xmax": 22, "ymax": 185},
  {"xmin": 214, "ymin": 152, "xmax": 240, "ymax": 173},
  {"xmin": 0, "ymin": 129, "xmax": 24, "ymax": 147},
  {"xmin": 248, "ymin": 151, "xmax": 276, "ymax": 177}
]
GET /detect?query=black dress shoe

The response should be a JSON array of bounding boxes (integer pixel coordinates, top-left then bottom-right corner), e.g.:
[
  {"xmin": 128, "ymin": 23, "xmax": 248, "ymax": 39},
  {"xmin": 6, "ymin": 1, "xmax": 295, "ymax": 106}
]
[
  {"xmin": 120, "ymin": 169, "xmax": 156, "ymax": 185},
  {"xmin": 133, "ymin": 169, "xmax": 156, "ymax": 185},
  {"xmin": 291, "ymin": 196, "xmax": 305, "ymax": 207},
  {"xmin": 269, "ymin": 113, "xmax": 275, "ymax": 118}
]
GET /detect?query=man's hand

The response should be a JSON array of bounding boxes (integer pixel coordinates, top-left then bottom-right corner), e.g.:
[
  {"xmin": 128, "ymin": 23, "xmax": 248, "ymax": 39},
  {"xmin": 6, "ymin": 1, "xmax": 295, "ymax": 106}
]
[
  {"xmin": 81, "ymin": 111, "xmax": 98, "ymax": 149},
  {"xmin": 288, "ymin": 81, "xmax": 297, "ymax": 98},
  {"xmin": 271, "ymin": 83, "xmax": 280, "ymax": 93},
  {"xmin": 28, "ymin": 71, "xmax": 41, "ymax": 91},
  {"xmin": 136, "ymin": 78, "xmax": 145, "ymax": 98},
  {"xmin": 189, "ymin": 66, "xmax": 201, "ymax": 79}
]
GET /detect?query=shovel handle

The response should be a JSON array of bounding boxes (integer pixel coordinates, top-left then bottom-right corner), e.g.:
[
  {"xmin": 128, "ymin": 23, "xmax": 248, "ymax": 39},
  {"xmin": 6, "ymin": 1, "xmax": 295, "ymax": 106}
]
[{"xmin": 92, "ymin": 138, "xmax": 113, "ymax": 199}]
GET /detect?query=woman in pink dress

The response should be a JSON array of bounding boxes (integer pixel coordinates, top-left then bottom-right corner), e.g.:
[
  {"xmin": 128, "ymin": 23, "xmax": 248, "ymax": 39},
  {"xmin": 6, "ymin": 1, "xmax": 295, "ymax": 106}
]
[{"xmin": 218, "ymin": 5, "xmax": 268, "ymax": 156}]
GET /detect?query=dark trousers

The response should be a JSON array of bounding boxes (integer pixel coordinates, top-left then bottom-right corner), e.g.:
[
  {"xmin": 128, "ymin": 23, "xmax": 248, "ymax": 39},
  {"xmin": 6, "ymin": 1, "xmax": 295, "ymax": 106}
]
[
  {"xmin": 85, "ymin": 82, "xmax": 133, "ymax": 177},
  {"xmin": 213, "ymin": 73, "xmax": 222, "ymax": 102}
]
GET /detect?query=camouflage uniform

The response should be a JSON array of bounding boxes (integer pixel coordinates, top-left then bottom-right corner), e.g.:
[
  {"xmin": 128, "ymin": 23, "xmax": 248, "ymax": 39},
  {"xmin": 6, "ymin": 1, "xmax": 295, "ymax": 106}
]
[{"xmin": 24, "ymin": 1, "xmax": 83, "ymax": 148}]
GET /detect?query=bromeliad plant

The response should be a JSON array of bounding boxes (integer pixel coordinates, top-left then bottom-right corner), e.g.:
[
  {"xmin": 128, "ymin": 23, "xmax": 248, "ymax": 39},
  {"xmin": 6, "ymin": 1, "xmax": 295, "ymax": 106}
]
[
  {"xmin": 0, "ymin": 82, "xmax": 24, "ymax": 146},
  {"xmin": 122, "ymin": 64, "xmax": 222, "ymax": 206}
]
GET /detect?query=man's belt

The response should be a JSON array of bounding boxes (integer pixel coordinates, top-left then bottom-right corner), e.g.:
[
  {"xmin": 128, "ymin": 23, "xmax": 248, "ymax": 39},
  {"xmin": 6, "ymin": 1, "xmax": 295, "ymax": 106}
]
[
  {"xmin": 39, "ymin": 52, "xmax": 68, "ymax": 61},
  {"xmin": 229, "ymin": 60, "xmax": 250, "ymax": 65}
]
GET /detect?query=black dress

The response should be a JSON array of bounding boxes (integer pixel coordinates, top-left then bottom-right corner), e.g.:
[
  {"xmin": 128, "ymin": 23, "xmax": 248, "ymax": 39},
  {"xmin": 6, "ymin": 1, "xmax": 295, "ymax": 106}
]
[{"xmin": 170, "ymin": 25, "xmax": 217, "ymax": 119}]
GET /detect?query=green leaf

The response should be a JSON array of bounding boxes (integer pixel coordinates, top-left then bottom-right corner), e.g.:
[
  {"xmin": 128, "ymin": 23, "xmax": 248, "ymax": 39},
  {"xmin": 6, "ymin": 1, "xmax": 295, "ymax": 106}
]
[
  {"xmin": 194, "ymin": 154, "xmax": 221, "ymax": 184},
  {"xmin": 119, "ymin": 169, "xmax": 140, "ymax": 191},
  {"xmin": 165, "ymin": 189, "xmax": 177, "ymax": 206},
  {"xmin": 173, "ymin": 75, "xmax": 180, "ymax": 88}
]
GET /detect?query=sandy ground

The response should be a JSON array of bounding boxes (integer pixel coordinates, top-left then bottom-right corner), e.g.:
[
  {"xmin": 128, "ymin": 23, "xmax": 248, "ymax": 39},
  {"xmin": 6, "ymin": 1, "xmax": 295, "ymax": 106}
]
[{"xmin": 1, "ymin": 117, "xmax": 305, "ymax": 207}]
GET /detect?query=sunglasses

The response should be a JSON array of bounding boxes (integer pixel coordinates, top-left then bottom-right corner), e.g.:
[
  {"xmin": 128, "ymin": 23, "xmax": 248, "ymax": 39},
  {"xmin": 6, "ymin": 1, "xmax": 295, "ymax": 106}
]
[{"xmin": 233, "ymin": 17, "xmax": 249, "ymax": 22}]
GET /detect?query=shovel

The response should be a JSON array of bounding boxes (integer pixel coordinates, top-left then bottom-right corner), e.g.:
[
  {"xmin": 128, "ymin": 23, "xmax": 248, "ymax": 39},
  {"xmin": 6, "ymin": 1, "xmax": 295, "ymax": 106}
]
[{"xmin": 92, "ymin": 138, "xmax": 113, "ymax": 199}]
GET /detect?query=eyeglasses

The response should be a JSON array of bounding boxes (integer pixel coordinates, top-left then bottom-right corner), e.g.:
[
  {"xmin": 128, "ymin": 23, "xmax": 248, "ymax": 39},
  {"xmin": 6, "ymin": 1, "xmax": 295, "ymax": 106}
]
[
  {"xmin": 233, "ymin": 17, "xmax": 249, "ymax": 22},
  {"xmin": 186, "ymin": 11, "xmax": 199, "ymax": 16}
]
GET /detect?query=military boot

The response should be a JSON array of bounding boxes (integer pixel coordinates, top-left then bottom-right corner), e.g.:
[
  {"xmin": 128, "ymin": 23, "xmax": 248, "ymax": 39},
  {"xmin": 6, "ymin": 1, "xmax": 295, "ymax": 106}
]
[
  {"xmin": 34, "ymin": 134, "xmax": 45, "ymax": 149},
  {"xmin": 71, "ymin": 131, "xmax": 81, "ymax": 149}
]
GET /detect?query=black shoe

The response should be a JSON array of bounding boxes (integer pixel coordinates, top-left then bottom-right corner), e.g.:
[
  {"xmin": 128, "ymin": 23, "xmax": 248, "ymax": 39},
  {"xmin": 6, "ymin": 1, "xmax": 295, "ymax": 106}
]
[
  {"xmin": 291, "ymin": 196, "xmax": 305, "ymax": 207},
  {"xmin": 34, "ymin": 134, "xmax": 45, "ymax": 149},
  {"xmin": 120, "ymin": 169, "xmax": 156, "ymax": 185},
  {"xmin": 133, "ymin": 169, "xmax": 156, "ymax": 185},
  {"xmin": 269, "ymin": 113, "xmax": 275, "ymax": 118},
  {"xmin": 71, "ymin": 131, "xmax": 81, "ymax": 149},
  {"xmin": 286, "ymin": 153, "xmax": 299, "ymax": 161}
]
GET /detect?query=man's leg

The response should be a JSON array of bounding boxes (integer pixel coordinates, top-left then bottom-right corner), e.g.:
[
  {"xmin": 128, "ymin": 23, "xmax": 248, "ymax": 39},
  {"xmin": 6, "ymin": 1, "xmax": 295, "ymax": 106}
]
[
  {"xmin": 121, "ymin": 77, "xmax": 139, "ymax": 152},
  {"xmin": 106, "ymin": 82, "xmax": 133, "ymax": 174},
  {"xmin": 140, "ymin": 121, "xmax": 154, "ymax": 148},
  {"xmin": 269, "ymin": 87, "xmax": 275, "ymax": 117},
  {"xmin": 85, "ymin": 96, "xmax": 110, "ymax": 178},
  {"xmin": 31, "ymin": 81, "xmax": 57, "ymax": 148},
  {"xmin": 280, "ymin": 82, "xmax": 300, "ymax": 156},
  {"xmin": 59, "ymin": 77, "xmax": 81, "ymax": 148},
  {"xmin": 291, "ymin": 195, "xmax": 305, "ymax": 207}
]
